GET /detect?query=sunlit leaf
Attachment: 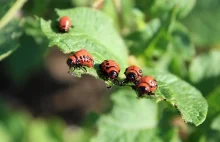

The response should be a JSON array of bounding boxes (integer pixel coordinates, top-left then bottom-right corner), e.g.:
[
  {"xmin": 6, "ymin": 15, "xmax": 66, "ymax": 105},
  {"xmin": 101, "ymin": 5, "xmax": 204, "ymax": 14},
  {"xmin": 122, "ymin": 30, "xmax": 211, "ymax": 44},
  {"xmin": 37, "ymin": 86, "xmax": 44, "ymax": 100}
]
[
  {"xmin": 145, "ymin": 71, "xmax": 208, "ymax": 126},
  {"xmin": 41, "ymin": 7, "xmax": 128, "ymax": 78},
  {"xmin": 207, "ymin": 86, "xmax": 220, "ymax": 116},
  {"xmin": 0, "ymin": 124, "xmax": 12, "ymax": 142},
  {"xmin": 28, "ymin": 119, "xmax": 59, "ymax": 142},
  {"xmin": 92, "ymin": 89, "xmax": 158, "ymax": 142},
  {"xmin": 189, "ymin": 50, "xmax": 220, "ymax": 83},
  {"xmin": 211, "ymin": 114, "xmax": 220, "ymax": 132},
  {"xmin": 183, "ymin": 0, "xmax": 220, "ymax": 45}
]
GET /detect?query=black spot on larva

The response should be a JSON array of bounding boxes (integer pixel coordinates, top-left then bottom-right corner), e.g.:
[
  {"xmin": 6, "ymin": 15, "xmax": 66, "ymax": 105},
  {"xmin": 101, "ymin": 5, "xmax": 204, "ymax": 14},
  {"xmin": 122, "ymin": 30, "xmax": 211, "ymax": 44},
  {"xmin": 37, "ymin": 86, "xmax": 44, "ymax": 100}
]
[
  {"xmin": 139, "ymin": 70, "xmax": 142, "ymax": 73},
  {"xmin": 106, "ymin": 62, "xmax": 109, "ymax": 66},
  {"xmin": 83, "ymin": 55, "xmax": 86, "ymax": 58},
  {"xmin": 105, "ymin": 67, "xmax": 110, "ymax": 70},
  {"xmin": 80, "ymin": 56, "xmax": 82, "ymax": 59}
]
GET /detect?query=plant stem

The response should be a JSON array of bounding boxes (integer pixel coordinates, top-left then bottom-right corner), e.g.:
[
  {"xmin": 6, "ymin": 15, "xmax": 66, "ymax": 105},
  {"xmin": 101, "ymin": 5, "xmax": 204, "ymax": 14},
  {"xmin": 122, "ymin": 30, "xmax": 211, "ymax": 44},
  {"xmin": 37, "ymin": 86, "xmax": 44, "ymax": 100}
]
[
  {"xmin": 0, "ymin": 0, "xmax": 27, "ymax": 29},
  {"xmin": 92, "ymin": 0, "xmax": 104, "ymax": 9}
]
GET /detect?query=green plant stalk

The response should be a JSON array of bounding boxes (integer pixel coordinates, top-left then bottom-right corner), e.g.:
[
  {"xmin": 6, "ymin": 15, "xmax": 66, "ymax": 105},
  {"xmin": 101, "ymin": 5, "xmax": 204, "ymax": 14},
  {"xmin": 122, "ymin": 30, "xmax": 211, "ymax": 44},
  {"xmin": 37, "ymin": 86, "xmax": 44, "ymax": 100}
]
[
  {"xmin": 144, "ymin": 7, "xmax": 177, "ymax": 59},
  {"xmin": 0, "ymin": 0, "xmax": 27, "ymax": 29}
]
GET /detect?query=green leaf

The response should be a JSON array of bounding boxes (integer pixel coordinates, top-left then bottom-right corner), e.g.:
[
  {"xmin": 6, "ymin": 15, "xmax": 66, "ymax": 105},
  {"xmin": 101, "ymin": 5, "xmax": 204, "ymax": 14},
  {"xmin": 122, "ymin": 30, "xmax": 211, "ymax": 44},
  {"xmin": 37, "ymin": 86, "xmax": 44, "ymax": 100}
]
[
  {"xmin": 171, "ymin": 22, "xmax": 195, "ymax": 61},
  {"xmin": 168, "ymin": 54, "xmax": 188, "ymax": 78},
  {"xmin": 27, "ymin": 119, "xmax": 59, "ymax": 142},
  {"xmin": 92, "ymin": 89, "xmax": 181, "ymax": 142},
  {"xmin": 146, "ymin": 71, "xmax": 208, "ymax": 126},
  {"xmin": 125, "ymin": 18, "xmax": 161, "ymax": 55},
  {"xmin": 0, "ymin": 0, "xmax": 26, "ymax": 29},
  {"xmin": 101, "ymin": 0, "xmax": 120, "ymax": 30},
  {"xmin": 0, "ymin": 124, "xmax": 12, "ymax": 142},
  {"xmin": 102, "ymin": 0, "xmax": 135, "ymax": 33},
  {"xmin": 207, "ymin": 86, "xmax": 220, "ymax": 116},
  {"xmin": 155, "ymin": 22, "xmax": 193, "ymax": 76},
  {"xmin": 40, "ymin": 7, "xmax": 128, "ymax": 78},
  {"xmin": 189, "ymin": 50, "xmax": 220, "ymax": 83},
  {"xmin": 136, "ymin": 0, "xmax": 196, "ymax": 19},
  {"xmin": 47, "ymin": 118, "xmax": 65, "ymax": 142},
  {"xmin": 4, "ymin": 33, "xmax": 46, "ymax": 84},
  {"xmin": 203, "ymin": 113, "xmax": 220, "ymax": 142},
  {"xmin": 211, "ymin": 114, "xmax": 220, "ymax": 132},
  {"xmin": 91, "ymin": 89, "xmax": 158, "ymax": 142},
  {"xmin": 24, "ymin": 17, "xmax": 47, "ymax": 44},
  {"xmin": 0, "ymin": 20, "xmax": 22, "ymax": 61},
  {"xmin": 126, "ymin": 7, "xmax": 176, "ymax": 68},
  {"xmin": 4, "ymin": 17, "xmax": 48, "ymax": 84},
  {"xmin": 175, "ymin": 0, "xmax": 196, "ymax": 18},
  {"xmin": 168, "ymin": 22, "xmax": 195, "ymax": 77},
  {"xmin": 144, "ymin": 7, "xmax": 177, "ymax": 58},
  {"xmin": 0, "ymin": 99, "xmax": 31, "ymax": 141},
  {"xmin": 6, "ymin": 111, "xmax": 30, "ymax": 142},
  {"xmin": 29, "ymin": 0, "xmax": 50, "ymax": 16},
  {"xmin": 71, "ymin": 0, "xmax": 92, "ymax": 7},
  {"xmin": 119, "ymin": 0, "xmax": 136, "ymax": 33},
  {"xmin": 0, "ymin": 0, "xmax": 14, "ymax": 19},
  {"xmin": 183, "ymin": 0, "xmax": 220, "ymax": 45},
  {"xmin": 64, "ymin": 127, "xmax": 92, "ymax": 142},
  {"xmin": 187, "ymin": 86, "xmax": 220, "ymax": 142}
]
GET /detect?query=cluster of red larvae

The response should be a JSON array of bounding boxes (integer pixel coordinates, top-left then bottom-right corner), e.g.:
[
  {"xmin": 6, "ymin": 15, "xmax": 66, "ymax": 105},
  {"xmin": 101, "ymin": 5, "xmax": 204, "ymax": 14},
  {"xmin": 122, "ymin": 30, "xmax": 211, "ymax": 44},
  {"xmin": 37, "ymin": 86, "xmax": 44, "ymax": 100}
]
[
  {"xmin": 66, "ymin": 49, "xmax": 158, "ymax": 98},
  {"xmin": 58, "ymin": 16, "xmax": 158, "ymax": 97}
]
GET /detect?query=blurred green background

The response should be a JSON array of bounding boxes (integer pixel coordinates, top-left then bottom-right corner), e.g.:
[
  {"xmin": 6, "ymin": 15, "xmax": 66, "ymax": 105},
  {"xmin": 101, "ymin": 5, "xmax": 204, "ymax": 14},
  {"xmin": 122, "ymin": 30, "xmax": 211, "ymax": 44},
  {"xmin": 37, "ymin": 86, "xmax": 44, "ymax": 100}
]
[{"xmin": 0, "ymin": 0, "xmax": 220, "ymax": 142}]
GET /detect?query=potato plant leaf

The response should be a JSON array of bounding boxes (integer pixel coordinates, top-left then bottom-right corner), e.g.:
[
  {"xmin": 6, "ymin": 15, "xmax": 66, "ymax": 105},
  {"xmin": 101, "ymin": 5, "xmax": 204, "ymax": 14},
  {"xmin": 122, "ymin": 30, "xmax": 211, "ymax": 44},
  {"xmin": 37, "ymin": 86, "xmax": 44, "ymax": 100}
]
[
  {"xmin": 92, "ymin": 89, "xmax": 181, "ymax": 142},
  {"xmin": 0, "ymin": 0, "xmax": 15, "ymax": 19},
  {"xmin": 91, "ymin": 89, "xmax": 158, "ymax": 142},
  {"xmin": 183, "ymin": 0, "xmax": 220, "ymax": 45},
  {"xmin": 189, "ymin": 50, "xmax": 220, "ymax": 83},
  {"xmin": 136, "ymin": 0, "xmax": 196, "ymax": 19},
  {"xmin": 0, "ymin": 20, "xmax": 22, "ymax": 61},
  {"xmin": 150, "ymin": 71, "xmax": 208, "ymax": 126},
  {"xmin": 40, "ymin": 7, "xmax": 128, "ymax": 78},
  {"xmin": 171, "ymin": 22, "xmax": 195, "ymax": 61},
  {"xmin": 211, "ymin": 114, "xmax": 220, "ymax": 132},
  {"xmin": 207, "ymin": 86, "xmax": 220, "ymax": 117}
]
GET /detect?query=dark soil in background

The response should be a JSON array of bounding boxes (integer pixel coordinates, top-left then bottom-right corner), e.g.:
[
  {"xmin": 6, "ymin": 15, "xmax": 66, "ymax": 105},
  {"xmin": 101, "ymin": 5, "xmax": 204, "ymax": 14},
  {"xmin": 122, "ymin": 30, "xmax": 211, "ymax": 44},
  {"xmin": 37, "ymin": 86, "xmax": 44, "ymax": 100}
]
[{"xmin": 0, "ymin": 48, "xmax": 110, "ymax": 124}]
